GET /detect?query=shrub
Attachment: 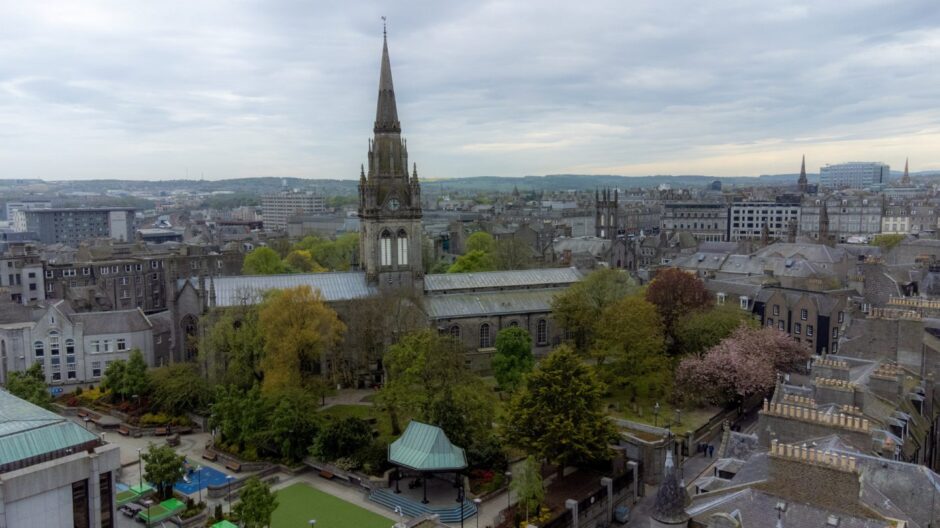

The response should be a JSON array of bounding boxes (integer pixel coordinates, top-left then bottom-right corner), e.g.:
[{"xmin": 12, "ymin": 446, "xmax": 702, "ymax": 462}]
[{"xmin": 139, "ymin": 412, "xmax": 172, "ymax": 426}]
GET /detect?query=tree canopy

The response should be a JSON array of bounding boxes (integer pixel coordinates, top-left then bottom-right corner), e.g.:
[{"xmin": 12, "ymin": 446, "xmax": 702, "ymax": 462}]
[
  {"xmin": 492, "ymin": 327, "xmax": 535, "ymax": 392},
  {"xmin": 447, "ymin": 250, "xmax": 497, "ymax": 273},
  {"xmin": 551, "ymin": 269, "xmax": 636, "ymax": 352},
  {"xmin": 258, "ymin": 285, "xmax": 345, "ymax": 394},
  {"xmin": 101, "ymin": 349, "xmax": 150, "ymax": 402},
  {"xmin": 673, "ymin": 304, "xmax": 757, "ymax": 357},
  {"xmin": 242, "ymin": 247, "xmax": 287, "ymax": 275},
  {"xmin": 504, "ymin": 346, "xmax": 616, "ymax": 476},
  {"xmin": 200, "ymin": 306, "xmax": 265, "ymax": 389},
  {"xmin": 676, "ymin": 324, "xmax": 810, "ymax": 404},
  {"xmin": 465, "ymin": 231, "xmax": 496, "ymax": 254},
  {"xmin": 233, "ymin": 476, "xmax": 279, "ymax": 528},
  {"xmin": 142, "ymin": 443, "xmax": 186, "ymax": 499},
  {"xmin": 645, "ymin": 268, "xmax": 713, "ymax": 350},
  {"xmin": 6, "ymin": 362, "xmax": 51, "ymax": 409},
  {"xmin": 150, "ymin": 362, "xmax": 210, "ymax": 415}
]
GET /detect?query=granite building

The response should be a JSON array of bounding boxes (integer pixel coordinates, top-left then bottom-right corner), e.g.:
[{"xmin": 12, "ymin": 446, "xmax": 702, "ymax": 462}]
[
  {"xmin": 660, "ymin": 202, "xmax": 728, "ymax": 242},
  {"xmin": 261, "ymin": 191, "xmax": 326, "ymax": 230},
  {"xmin": 12, "ymin": 208, "xmax": 135, "ymax": 246}
]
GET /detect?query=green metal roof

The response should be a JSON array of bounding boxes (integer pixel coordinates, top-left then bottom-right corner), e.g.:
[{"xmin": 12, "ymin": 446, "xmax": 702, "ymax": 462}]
[
  {"xmin": 388, "ymin": 421, "xmax": 466, "ymax": 471},
  {"xmin": 212, "ymin": 521, "xmax": 239, "ymax": 528},
  {"xmin": 0, "ymin": 390, "xmax": 99, "ymax": 469}
]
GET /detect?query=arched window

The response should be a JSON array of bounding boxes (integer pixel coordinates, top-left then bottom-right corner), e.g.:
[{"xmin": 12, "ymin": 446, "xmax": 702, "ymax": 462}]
[
  {"xmin": 536, "ymin": 319, "xmax": 547, "ymax": 345},
  {"xmin": 380, "ymin": 230, "xmax": 392, "ymax": 267},
  {"xmin": 34, "ymin": 340, "xmax": 45, "ymax": 357},
  {"xmin": 49, "ymin": 333, "xmax": 60, "ymax": 356},
  {"xmin": 65, "ymin": 339, "xmax": 75, "ymax": 355},
  {"xmin": 450, "ymin": 325, "xmax": 461, "ymax": 339},
  {"xmin": 509, "ymin": 321, "xmax": 519, "ymax": 328},
  {"xmin": 479, "ymin": 323, "xmax": 491, "ymax": 348},
  {"xmin": 397, "ymin": 229, "xmax": 409, "ymax": 266}
]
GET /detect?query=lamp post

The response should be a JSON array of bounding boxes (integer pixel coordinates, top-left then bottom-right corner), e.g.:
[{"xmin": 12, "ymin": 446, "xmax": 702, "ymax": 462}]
[
  {"xmin": 226, "ymin": 475, "xmax": 235, "ymax": 514},
  {"xmin": 308, "ymin": 520, "xmax": 317, "ymax": 527},
  {"xmin": 653, "ymin": 402, "xmax": 661, "ymax": 427},
  {"xmin": 458, "ymin": 485, "xmax": 465, "ymax": 528},
  {"xmin": 195, "ymin": 465, "xmax": 203, "ymax": 505},
  {"xmin": 136, "ymin": 448, "xmax": 143, "ymax": 491},
  {"xmin": 143, "ymin": 499, "xmax": 153, "ymax": 528},
  {"xmin": 473, "ymin": 498, "xmax": 482, "ymax": 528},
  {"xmin": 83, "ymin": 416, "xmax": 90, "ymax": 430},
  {"xmin": 505, "ymin": 470, "xmax": 512, "ymax": 512}
]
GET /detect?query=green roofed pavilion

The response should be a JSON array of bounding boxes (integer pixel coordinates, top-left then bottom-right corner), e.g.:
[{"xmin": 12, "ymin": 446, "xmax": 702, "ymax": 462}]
[
  {"xmin": 211, "ymin": 521, "xmax": 239, "ymax": 528},
  {"xmin": 389, "ymin": 421, "xmax": 466, "ymax": 471}
]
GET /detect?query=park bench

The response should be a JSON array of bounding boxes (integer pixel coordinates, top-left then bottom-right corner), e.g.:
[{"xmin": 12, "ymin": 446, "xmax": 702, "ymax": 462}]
[
  {"xmin": 154, "ymin": 427, "xmax": 169, "ymax": 436},
  {"xmin": 166, "ymin": 434, "xmax": 181, "ymax": 447},
  {"xmin": 225, "ymin": 460, "xmax": 242, "ymax": 472},
  {"xmin": 318, "ymin": 470, "xmax": 335, "ymax": 480},
  {"xmin": 117, "ymin": 426, "xmax": 130, "ymax": 436},
  {"xmin": 77, "ymin": 410, "xmax": 89, "ymax": 418},
  {"xmin": 201, "ymin": 451, "xmax": 218, "ymax": 462}
]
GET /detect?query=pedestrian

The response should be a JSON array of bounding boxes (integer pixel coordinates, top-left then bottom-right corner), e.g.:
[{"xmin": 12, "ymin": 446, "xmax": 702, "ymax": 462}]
[{"xmin": 708, "ymin": 444, "xmax": 714, "ymax": 458}]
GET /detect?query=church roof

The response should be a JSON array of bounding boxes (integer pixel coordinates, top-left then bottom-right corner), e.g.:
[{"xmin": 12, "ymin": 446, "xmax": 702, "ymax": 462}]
[
  {"xmin": 178, "ymin": 272, "xmax": 376, "ymax": 306},
  {"xmin": 424, "ymin": 267, "xmax": 582, "ymax": 293},
  {"xmin": 424, "ymin": 288, "xmax": 560, "ymax": 319}
]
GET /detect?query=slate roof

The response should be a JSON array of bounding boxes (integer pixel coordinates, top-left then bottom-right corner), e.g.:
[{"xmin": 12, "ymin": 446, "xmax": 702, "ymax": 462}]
[
  {"xmin": 688, "ymin": 488, "xmax": 890, "ymax": 528},
  {"xmin": 0, "ymin": 390, "xmax": 99, "ymax": 470},
  {"xmin": 388, "ymin": 421, "xmax": 466, "ymax": 471},
  {"xmin": 424, "ymin": 289, "xmax": 560, "ymax": 319},
  {"xmin": 70, "ymin": 308, "xmax": 152, "ymax": 334},
  {"xmin": 178, "ymin": 272, "xmax": 377, "ymax": 306},
  {"xmin": 424, "ymin": 267, "xmax": 582, "ymax": 293},
  {"xmin": 552, "ymin": 237, "xmax": 610, "ymax": 258}
]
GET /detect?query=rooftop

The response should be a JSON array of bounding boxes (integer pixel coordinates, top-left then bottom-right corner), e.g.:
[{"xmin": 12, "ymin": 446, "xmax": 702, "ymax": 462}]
[{"xmin": 424, "ymin": 267, "xmax": 582, "ymax": 293}]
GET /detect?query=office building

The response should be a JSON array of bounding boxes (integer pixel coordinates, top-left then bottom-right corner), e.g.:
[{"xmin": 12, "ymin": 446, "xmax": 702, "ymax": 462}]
[
  {"xmin": 660, "ymin": 202, "xmax": 728, "ymax": 242},
  {"xmin": 261, "ymin": 191, "xmax": 326, "ymax": 230},
  {"xmin": 728, "ymin": 199, "xmax": 801, "ymax": 241},
  {"xmin": 0, "ymin": 390, "xmax": 121, "ymax": 528},
  {"xmin": 12, "ymin": 208, "xmax": 135, "ymax": 246},
  {"xmin": 5, "ymin": 200, "xmax": 51, "ymax": 222},
  {"xmin": 819, "ymin": 162, "xmax": 890, "ymax": 190}
]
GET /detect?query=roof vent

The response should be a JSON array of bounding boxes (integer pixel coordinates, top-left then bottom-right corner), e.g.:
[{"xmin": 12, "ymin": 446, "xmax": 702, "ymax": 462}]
[{"xmin": 827, "ymin": 515, "xmax": 840, "ymax": 527}]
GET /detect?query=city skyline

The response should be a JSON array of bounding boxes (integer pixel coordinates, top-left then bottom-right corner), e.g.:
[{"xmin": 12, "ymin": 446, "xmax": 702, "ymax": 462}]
[{"xmin": 1, "ymin": 0, "xmax": 939, "ymax": 181}]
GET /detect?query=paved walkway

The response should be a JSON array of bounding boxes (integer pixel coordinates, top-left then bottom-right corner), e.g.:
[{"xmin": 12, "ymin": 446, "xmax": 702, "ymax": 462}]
[{"xmin": 320, "ymin": 388, "xmax": 377, "ymax": 410}]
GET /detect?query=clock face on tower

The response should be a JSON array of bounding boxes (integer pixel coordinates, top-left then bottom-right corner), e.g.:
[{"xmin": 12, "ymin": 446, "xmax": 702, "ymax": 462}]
[{"xmin": 387, "ymin": 198, "xmax": 401, "ymax": 211}]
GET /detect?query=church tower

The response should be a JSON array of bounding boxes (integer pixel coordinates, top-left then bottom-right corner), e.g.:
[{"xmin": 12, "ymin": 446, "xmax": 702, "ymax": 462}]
[
  {"xmin": 797, "ymin": 155, "xmax": 808, "ymax": 193},
  {"xmin": 359, "ymin": 28, "xmax": 423, "ymax": 290}
]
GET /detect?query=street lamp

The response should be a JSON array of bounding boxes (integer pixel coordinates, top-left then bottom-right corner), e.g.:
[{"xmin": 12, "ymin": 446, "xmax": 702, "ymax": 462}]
[
  {"xmin": 226, "ymin": 475, "xmax": 235, "ymax": 514},
  {"xmin": 505, "ymin": 470, "xmax": 512, "ymax": 512},
  {"xmin": 653, "ymin": 402, "xmax": 661, "ymax": 427},
  {"xmin": 308, "ymin": 520, "xmax": 317, "ymax": 527},
  {"xmin": 195, "ymin": 465, "xmax": 203, "ymax": 505},
  {"xmin": 143, "ymin": 499, "xmax": 153, "ymax": 528},
  {"xmin": 473, "ymin": 498, "xmax": 482, "ymax": 528},
  {"xmin": 83, "ymin": 416, "xmax": 90, "ymax": 430},
  {"xmin": 136, "ymin": 448, "xmax": 143, "ymax": 491}
]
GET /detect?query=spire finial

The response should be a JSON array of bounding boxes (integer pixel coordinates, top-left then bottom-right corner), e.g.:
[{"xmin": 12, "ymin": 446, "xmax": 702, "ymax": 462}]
[{"xmin": 382, "ymin": 16, "xmax": 387, "ymax": 39}]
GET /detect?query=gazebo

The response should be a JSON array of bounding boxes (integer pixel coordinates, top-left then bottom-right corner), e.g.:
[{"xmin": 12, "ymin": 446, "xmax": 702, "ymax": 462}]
[{"xmin": 388, "ymin": 421, "xmax": 467, "ymax": 504}]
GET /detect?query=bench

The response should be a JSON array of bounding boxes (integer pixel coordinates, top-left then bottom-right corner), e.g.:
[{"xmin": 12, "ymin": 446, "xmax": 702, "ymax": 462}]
[
  {"xmin": 118, "ymin": 426, "xmax": 130, "ymax": 436},
  {"xmin": 225, "ymin": 461, "xmax": 242, "ymax": 473},
  {"xmin": 166, "ymin": 434, "xmax": 181, "ymax": 447},
  {"xmin": 201, "ymin": 451, "xmax": 218, "ymax": 462},
  {"xmin": 77, "ymin": 410, "xmax": 89, "ymax": 418},
  {"xmin": 318, "ymin": 470, "xmax": 335, "ymax": 480},
  {"xmin": 154, "ymin": 427, "xmax": 168, "ymax": 436}
]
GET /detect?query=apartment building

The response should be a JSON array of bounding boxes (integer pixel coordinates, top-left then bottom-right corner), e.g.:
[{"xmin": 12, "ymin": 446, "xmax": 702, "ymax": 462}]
[
  {"xmin": 12, "ymin": 208, "xmax": 135, "ymax": 246},
  {"xmin": 261, "ymin": 191, "xmax": 326, "ymax": 230}
]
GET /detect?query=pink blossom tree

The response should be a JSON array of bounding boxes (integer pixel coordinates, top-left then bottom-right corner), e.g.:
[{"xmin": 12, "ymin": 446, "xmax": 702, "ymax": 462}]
[{"xmin": 675, "ymin": 324, "xmax": 809, "ymax": 403}]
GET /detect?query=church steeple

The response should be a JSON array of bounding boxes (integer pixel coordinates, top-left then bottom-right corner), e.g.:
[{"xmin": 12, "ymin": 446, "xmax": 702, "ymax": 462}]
[
  {"xmin": 374, "ymin": 29, "xmax": 401, "ymax": 134},
  {"xmin": 900, "ymin": 157, "xmax": 911, "ymax": 185},
  {"xmin": 798, "ymin": 154, "xmax": 808, "ymax": 193}
]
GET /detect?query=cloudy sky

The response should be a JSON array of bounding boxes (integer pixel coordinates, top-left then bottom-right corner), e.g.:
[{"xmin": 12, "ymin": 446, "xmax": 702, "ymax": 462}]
[{"xmin": 1, "ymin": 1, "xmax": 939, "ymax": 181}]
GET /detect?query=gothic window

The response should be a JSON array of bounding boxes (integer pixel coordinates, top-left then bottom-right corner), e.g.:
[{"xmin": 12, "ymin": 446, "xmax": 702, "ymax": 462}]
[
  {"xmin": 479, "ymin": 323, "xmax": 491, "ymax": 348},
  {"xmin": 34, "ymin": 340, "xmax": 44, "ymax": 357},
  {"xmin": 536, "ymin": 319, "xmax": 547, "ymax": 345},
  {"xmin": 397, "ymin": 229, "xmax": 409, "ymax": 266},
  {"xmin": 380, "ymin": 230, "xmax": 392, "ymax": 267},
  {"xmin": 450, "ymin": 325, "xmax": 461, "ymax": 339},
  {"xmin": 65, "ymin": 339, "xmax": 75, "ymax": 354}
]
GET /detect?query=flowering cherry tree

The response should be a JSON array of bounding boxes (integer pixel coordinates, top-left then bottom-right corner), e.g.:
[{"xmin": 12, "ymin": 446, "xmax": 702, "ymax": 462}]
[{"xmin": 676, "ymin": 324, "xmax": 809, "ymax": 403}]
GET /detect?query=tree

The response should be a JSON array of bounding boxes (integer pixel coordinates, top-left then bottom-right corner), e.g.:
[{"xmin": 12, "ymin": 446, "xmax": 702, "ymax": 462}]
[
  {"xmin": 6, "ymin": 363, "xmax": 51, "ymax": 409},
  {"xmin": 233, "ymin": 476, "xmax": 279, "ymax": 528},
  {"xmin": 142, "ymin": 443, "xmax": 185, "ymax": 499},
  {"xmin": 283, "ymin": 250, "xmax": 326, "ymax": 273},
  {"xmin": 258, "ymin": 285, "xmax": 346, "ymax": 394},
  {"xmin": 210, "ymin": 385, "xmax": 267, "ymax": 457},
  {"xmin": 101, "ymin": 360, "xmax": 128, "ymax": 400},
  {"xmin": 675, "ymin": 325, "xmax": 810, "ymax": 404},
  {"xmin": 512, "ymin": 456, "xmax": 545, "ymax": 522},
  {"xmin": 200, "ymin": 305, "xmax": 265, "ymax": 389},
  {"xmin": 447, "ymin": 250, "xmax": 497, "ymax": 273},
  {"xmin": 259, "ymin": 387, "xmax": 321, "ymax": 462},
  {"xmin": 150, "ymin": 363, "xmax": 211, "ymax": 415},
  {"xmin": 504, "ymin": 346, "xmax": 617, "ymax": 477},
  {"xmin": 494, "ymin": 236, "xmax": 534, "ymax": 270},
  {"xmin": 645, "ymin": 268, "xmax": 713, "ymax": 349},
  {"xmin": 551, "ymin": 269, "xmax": 636, "ymax": 352},
  {"xmin": 465, "ymin": 231, "xmax": 496, "ymax": 254},
  {"xmin": 492, "ymin": 327, "xmax": 534, "ymax": 392},
  {"xmin": 593, "ymin": 295, "xmax": 670, "ymax": 402},
  {"xmin": 293, "ymin": 233, "xmax": 359, "ymax": 271},
  {"xmin": 311, "ymin": 417, "xmax": 373, "ymax": 461},
  {"xmin": 242, "ymin": 247, "xmax": 286, "ymax": 275},
  {"xmin": 379, "ymin": 330, "xmax": 495, "ymax": 450},
  {"xmin": 673, "ymin": 304, "xmax": 757, "ymax": 357},
  {"xmin": 872, "ymin": 233, "xmax": 906, "ymax": 251},
  {"xmin": 123, "ymin": 349, "xmax": 151, "ymax": 399}
]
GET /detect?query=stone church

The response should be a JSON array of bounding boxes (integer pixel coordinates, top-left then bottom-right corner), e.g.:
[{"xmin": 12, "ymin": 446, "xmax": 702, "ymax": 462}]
[{"xmin": 169, "ymin": 32, "xmax": 583, "ymax": 374}]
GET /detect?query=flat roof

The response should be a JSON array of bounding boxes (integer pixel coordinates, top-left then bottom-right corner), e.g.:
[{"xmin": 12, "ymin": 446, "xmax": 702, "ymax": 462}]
[{"xmin": 0, "ymin": 390, "xmax": 99, "ymax": 470}]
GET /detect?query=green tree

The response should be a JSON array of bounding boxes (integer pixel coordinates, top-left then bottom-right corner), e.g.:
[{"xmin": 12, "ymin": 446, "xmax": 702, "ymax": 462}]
[
  {"xmin": 200, "ymin": 306, "xmax": 265, "ymax": 388},
  {"xmin": 150, "ymin": 363, "xmax": 210, "ymax": 415},
  {"xmin": 283, "ymin": 250, "xmax": 325, "ymax": 273},
  {"xmin": 504, "ymin": 346, "xmax": 616, "ymax": 477},
  {"xmin": 142, "ymin": 443, "xmax": 185, "ymax": 499},
  {"xmin": 447, "ymin": 250, "xmax": 497, "ymax": 273},
  {"xmin": 673, "ymin": 304, "xmax": 757, "ymax": 357},
  {"xmin": 6, "ymin": 363, "xmax": 51, "ymax": 409},
  {"xmin": 210, "ymin": 385, "xmax": 266, "ymax": 457},
  {"xmin": 494, "ymin": 237, "xmax": 534, "ymax": 270},
  {"xmin": 101, "ymin": 360, "xmax": 128, "ymax": 401},
  {"xmin": 234, "ymin": 476, "xmax": 279, "ymax": 528},
  {"xmin": 379, "ymin": 330, "xmax": 495, "ymax": 451},
  {"xmin": 551, "ymin": 269, "xmax": 636, "ymax": 352},
  {"xmin": 465, "ymin": 231, "xmax": 496, "ymax": 254},
  {"xmin": 872, "ymin": 233, "xmax": 906, "ymax": 251},
  {"xmin": 259, "ymin": 387, "xmax": 321, "ymax": 462},
  {"xmin": 123, "ymin": 349, "xmax": 151, "ymax": 399},
  {"xmin": 512, "ymin": 456, "xmax": 545, "ymax": 522},
  {"xmin": 242, "ymin": 247, "xmax": 286, "ymax": 275},
  {"xmin": 293, "ymin": 233, "xmax": 359, "ymax": 271},
  {"xmin": 492, "ymin": 327, "xmax": 534, "ymax": 391},
  {"xmin": 311, "ymin": 417, "xmax": 373, "ymax": 462},
  {"xmin": 593, "ymin": 295, "xmax": 670, "ymax": 402}
]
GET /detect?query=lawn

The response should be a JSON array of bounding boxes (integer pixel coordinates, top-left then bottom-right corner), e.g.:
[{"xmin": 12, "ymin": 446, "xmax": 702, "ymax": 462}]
[
  {"xmin": 319, "ymin": 404, "xmax": 395, "ymax": 441},
  {"xmin": 271, "ymin": 483, "xmax": 392, "ymax": 528}
]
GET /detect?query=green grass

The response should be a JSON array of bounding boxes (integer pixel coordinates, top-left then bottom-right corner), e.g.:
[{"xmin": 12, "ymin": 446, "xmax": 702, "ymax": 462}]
[
  {"xmin": 319, "ymin": 404, "xmax": 396, "ymax": 441},
  {"xmin": 271, "ymin": 483, "xmax": 392, "ymax": 528},
  {"xmin": 602, "ymin": 386, "xmax": 721, "ymax": 433}
]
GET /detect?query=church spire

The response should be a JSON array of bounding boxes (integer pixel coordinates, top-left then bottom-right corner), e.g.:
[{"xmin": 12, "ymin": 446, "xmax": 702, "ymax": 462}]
[
  {"xmin": 901, "ymin": 157, "xmax": 911, "ymax": 185},
  {"xmin": 798, "ymin": 154, "xmax": 808, "ymax": 193},
  {"xmin": 374, "ymin": 22, "xmax": 401, "ymax": 134}
]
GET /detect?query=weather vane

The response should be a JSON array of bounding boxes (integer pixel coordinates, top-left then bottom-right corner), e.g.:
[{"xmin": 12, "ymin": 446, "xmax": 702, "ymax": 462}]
[{"xmin": 382, "ymin": 16, "xmax": 387, "ymax": 37}]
